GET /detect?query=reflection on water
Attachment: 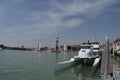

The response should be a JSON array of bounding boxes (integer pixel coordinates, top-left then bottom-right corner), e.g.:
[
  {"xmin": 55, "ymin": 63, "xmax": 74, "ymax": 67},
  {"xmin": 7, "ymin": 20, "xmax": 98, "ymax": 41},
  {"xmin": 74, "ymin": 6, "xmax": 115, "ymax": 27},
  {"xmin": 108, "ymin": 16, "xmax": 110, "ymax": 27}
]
[
  {"xmin": 55, "ymin": 53, "xmax": 59, "ymax": 63},
  {"xmin": 63, "ymin": 52, "xmax": 67, "ymax": 61},
  {"xmin": 37, "ymin": 52, "xmax": 41, "ymax": 63},
  {"xmin": 55, "ymin": 52, "xmax": 69, "ymax": 63},
  {"xmin": 55, "ymin": 64, "xmax": 93, "ymax": 80},
  {"xmin": 71, "ymin": 65, "xmax": 92, "ymax": 78}
]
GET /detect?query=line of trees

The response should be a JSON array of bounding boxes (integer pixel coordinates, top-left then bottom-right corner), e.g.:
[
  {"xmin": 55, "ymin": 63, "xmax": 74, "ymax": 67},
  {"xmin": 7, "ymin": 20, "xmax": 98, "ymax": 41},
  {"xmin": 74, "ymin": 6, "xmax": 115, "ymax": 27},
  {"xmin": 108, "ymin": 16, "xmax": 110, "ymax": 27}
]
[{"xmin": 0, "ymin": 44, "xmax": 31, "ymax": 51}]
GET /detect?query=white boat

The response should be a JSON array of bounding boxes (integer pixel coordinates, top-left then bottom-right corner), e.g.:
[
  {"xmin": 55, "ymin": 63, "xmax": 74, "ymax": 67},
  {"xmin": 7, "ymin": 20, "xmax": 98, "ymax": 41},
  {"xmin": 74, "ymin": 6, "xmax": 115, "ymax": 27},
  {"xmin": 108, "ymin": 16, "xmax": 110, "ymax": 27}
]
[
  {"xmin": 78, "ymin": 43, "xmax": 93, "ymax": 58},
  {"xmin": 74, "ymin": 42, "xmax": 100, "ymax": 65},
  {"xmin": 75, "ymin": 42, "xmax": 99, "ymax": 59},
  {"xmin": 55, "ymin": 42, "xmax": 101, "ymax": 70}
]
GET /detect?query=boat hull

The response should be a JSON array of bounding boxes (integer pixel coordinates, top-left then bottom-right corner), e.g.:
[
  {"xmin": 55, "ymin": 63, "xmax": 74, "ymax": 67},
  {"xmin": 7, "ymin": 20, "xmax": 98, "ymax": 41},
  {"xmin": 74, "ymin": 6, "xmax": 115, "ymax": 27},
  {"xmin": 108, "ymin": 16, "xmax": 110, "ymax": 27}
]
[
  {"xmin": 92, "ymin": 57, "xmax": 101, "ymax": 74},
  {"xmin": 55, "ymin": 58, "xmax": 75, "ymax": 71}
]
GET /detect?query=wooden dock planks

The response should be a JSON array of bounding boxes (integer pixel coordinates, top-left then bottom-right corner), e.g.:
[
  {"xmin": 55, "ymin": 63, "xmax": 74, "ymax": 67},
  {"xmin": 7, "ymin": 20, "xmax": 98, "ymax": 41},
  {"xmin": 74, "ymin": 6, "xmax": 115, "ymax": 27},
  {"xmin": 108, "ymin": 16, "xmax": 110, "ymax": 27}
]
[{"xmin": 100, "ymin": 52, "xmax": 120, "ymax": 76}]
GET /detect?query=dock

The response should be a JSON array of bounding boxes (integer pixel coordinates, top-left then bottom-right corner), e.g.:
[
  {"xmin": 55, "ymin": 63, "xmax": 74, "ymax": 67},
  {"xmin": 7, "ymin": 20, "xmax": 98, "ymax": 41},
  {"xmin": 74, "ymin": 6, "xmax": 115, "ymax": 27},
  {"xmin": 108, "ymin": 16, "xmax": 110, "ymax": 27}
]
[{"xmin": 100, "ymin": 51, "xmax": 120, "ymax": 76}]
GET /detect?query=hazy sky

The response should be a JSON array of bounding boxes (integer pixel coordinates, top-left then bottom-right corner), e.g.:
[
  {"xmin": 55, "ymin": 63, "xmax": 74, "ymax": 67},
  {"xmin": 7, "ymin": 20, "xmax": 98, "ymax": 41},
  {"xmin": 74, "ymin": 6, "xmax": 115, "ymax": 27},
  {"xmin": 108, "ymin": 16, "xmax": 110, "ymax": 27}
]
[{"xmin": 0, "ymin": 0, "xmax": 120, "ymax": 48}]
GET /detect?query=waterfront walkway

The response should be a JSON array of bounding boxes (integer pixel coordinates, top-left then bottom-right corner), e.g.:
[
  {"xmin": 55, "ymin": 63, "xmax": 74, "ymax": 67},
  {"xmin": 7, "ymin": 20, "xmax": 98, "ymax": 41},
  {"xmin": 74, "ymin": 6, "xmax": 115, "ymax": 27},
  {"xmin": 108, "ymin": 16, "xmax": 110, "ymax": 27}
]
[{"xmin": 100, "ymin": 52, "xmax": 120, "ymax": 76}]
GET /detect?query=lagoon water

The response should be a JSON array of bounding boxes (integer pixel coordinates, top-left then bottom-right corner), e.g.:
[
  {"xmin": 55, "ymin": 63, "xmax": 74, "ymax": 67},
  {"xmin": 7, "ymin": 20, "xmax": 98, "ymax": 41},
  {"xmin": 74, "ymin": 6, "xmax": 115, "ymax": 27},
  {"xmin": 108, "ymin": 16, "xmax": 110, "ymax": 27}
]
[{"xmin": 0, "ymin": 50, "xmax": 98, "ymax": 80}]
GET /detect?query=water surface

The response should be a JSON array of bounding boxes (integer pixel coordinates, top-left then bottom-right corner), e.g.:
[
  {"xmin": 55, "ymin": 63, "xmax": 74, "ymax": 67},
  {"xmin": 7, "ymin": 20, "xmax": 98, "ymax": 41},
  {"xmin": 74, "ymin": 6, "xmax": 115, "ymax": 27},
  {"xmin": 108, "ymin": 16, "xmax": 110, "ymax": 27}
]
[{"xmin": 0, "ymin": 50, "xmax": 97, "ymax": 80}]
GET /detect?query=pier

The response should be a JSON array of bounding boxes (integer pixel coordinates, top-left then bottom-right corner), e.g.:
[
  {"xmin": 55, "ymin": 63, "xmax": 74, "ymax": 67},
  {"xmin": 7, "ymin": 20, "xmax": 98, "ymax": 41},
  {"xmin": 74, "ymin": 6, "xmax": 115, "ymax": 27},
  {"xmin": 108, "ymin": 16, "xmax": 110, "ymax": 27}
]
[{"xmin": 100, "ymin": 51, "xmax": 120, "ymax": 78}]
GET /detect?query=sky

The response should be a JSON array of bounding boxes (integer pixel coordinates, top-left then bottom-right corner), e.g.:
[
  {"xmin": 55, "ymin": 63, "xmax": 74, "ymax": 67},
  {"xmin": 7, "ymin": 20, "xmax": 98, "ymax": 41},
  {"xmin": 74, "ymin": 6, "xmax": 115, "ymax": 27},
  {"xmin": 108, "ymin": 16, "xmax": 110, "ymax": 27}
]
[{"xmin": 0, "ymin": 0, "xmax": 120, "ymax": 48}]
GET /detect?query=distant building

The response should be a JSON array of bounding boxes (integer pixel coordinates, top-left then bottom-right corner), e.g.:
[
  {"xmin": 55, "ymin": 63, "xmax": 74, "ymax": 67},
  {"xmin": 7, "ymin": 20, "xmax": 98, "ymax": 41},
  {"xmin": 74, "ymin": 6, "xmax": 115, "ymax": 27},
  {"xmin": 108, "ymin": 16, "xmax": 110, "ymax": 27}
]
[
  {"xmin": 103, "ymin": 37, "xmax": 120, "ymax": 54},
  {"xmin": 113, "ymin": 38, "xmax": 120, "ymax": 51},
  {"xmin": 60, "ymin": 45, "xmax": 80, "ymax": 52},
  {"xmin": 100, "ymin": 38, "xmax": 120, "ymax": 50}
]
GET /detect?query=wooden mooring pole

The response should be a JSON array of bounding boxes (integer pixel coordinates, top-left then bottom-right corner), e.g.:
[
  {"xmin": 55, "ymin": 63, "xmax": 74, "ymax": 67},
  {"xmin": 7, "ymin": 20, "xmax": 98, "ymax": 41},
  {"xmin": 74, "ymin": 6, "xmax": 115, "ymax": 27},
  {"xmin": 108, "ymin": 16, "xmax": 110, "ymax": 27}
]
[{"xmin": 104, "ymin": 37, "xmax": 109, "ymax": 80}]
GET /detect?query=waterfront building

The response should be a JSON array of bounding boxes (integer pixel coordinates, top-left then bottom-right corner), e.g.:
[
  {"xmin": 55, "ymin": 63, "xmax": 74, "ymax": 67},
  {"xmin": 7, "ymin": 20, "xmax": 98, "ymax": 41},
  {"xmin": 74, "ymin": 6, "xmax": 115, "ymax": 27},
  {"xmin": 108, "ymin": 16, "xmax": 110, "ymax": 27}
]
[{"xmin": 60, "ymin": 45, "xmax": 80, "ymax": 52}]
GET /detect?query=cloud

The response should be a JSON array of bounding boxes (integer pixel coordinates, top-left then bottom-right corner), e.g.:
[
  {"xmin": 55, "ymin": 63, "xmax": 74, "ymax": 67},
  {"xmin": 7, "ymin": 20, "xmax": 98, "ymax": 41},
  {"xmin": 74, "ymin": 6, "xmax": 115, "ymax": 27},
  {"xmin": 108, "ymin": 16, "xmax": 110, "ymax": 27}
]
[
  {"xmin": 52, "ymin": 0, "xmax": 119, "ymax": 17},
  {"xmin": 0, "ymin": 0, "xmax": 119, "ymax": 46},
  {"xmin": 22, "ymin": 0, "xmax": 118, "ymax": 29}
]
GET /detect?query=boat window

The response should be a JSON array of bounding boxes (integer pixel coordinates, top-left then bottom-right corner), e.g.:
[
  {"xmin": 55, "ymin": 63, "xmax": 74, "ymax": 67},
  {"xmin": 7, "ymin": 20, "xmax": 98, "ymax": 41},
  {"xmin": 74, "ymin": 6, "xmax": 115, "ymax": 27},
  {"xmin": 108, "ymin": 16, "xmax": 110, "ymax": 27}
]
[
  {"xmin": 81, "ymin": 46, "xmax": 91, "ymax": 49},
  {"xmin": 82, "ymin": 43, "xmax": 92, "ymax": 45},
  {"xmin": 92, "ymin": 42, "xmax": 99, "ymax": 44},
  {"xmin": 93, "ymin": 48, "xmax": 99, "ymax": 50}
]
